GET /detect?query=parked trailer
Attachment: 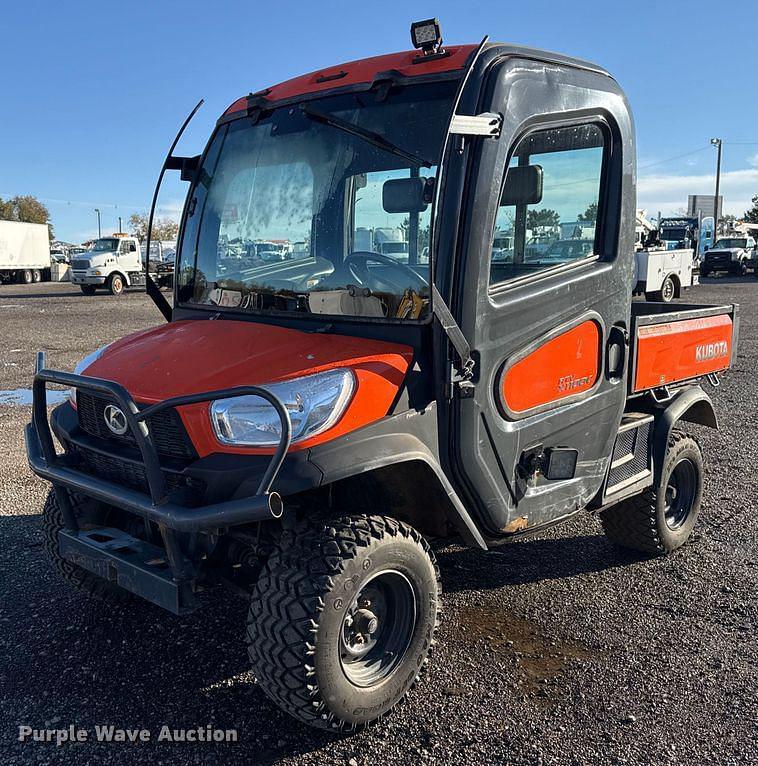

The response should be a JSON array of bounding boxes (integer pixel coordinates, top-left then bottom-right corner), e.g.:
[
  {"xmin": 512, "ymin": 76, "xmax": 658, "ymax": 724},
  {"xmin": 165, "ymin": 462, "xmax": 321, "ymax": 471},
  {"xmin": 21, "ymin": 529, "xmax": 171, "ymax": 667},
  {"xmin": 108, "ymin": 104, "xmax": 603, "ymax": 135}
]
[
  {"xmin": 0, "ymin": 220, "xmax": 51, "ymax": 284},
  {"xmin": 634, "ymin": 247, "xmax": 697, "ymax": 302}
]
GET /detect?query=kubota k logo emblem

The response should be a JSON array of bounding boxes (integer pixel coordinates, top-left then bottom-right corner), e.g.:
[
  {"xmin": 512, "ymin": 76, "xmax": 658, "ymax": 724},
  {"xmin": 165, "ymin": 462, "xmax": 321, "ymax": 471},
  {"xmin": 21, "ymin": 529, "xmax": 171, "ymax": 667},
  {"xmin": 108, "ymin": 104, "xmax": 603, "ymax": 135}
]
[{"xmin": 103, "ymin": 404, "xmax": 128, "ymax": 435}]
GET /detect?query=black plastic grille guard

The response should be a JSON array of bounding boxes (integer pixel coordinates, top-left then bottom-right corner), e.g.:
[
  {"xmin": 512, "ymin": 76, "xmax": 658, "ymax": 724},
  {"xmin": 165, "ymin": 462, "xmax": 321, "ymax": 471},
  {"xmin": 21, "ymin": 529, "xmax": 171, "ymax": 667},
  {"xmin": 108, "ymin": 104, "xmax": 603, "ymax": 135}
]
[{"xmin": 26, "ymin": 359, "xmax": 292, "ymax": 532}]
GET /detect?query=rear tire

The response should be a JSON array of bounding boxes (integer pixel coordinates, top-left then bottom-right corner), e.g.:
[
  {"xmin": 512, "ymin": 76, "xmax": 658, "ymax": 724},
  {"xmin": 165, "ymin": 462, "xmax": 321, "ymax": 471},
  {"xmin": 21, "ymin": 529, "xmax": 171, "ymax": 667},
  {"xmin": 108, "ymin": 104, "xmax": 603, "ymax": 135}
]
[
  {"xmin": 247, "ymin": 514, "xmax": 440, "ymax": 730},
  {"xmin": 42, "ymin": 490, "xmax": 133, "ymax": 604},
  {"xmin": 108, "ymin": 273, "xmax": 125, "ymax": 295},
  {"xmin": 80, "ymin": 285, "xmax": 97, "ymax": 295},
  {"xmin": 647, "ymin": 274, "xmax": 676, "ymax": 302},
  {"xmin": 32, "ymin": 269, "xmax": 42, "ymax": 282},
  {"xmin": 601, "ymin": 431, "xmax": 703, "ymax": 555},
  {"xmin": 19, "ymin": 269, "xmax": 33, "ymax": 284}
]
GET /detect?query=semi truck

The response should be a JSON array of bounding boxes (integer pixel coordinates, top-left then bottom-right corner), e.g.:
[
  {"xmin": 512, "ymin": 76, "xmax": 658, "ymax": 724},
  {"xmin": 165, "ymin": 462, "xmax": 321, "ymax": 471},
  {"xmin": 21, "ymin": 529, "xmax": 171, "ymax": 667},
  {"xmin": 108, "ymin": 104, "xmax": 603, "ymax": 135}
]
[
  {"xmin": 26, "ymin": 21, "xmax": 738, "ymax": 732},
  {"xmin": 0, "ymin": 220, "xmax": 51, "ymax": 284},
  {"xmin": 70, "ymin": 233, "xmax": 144, "ymax": 295}
]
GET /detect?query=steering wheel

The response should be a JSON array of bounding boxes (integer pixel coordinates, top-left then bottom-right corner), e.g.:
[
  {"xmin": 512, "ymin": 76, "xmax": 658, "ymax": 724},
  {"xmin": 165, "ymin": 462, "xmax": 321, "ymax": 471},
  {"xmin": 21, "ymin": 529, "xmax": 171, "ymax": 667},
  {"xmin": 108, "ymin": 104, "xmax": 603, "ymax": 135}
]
[{"xmin": 344, "ymin": 252, "xmax": 428, "ymax": 292}]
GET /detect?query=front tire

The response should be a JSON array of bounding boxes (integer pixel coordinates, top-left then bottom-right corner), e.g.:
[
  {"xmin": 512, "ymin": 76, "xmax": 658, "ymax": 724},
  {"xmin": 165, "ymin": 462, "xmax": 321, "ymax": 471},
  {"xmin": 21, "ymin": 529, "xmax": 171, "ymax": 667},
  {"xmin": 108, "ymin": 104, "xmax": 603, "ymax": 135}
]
[
  {"xmin": 80, "ymin": 285, "xmax": 97, "ymax": 295},
  {"xmin": 600, "ymin": 431, "xmax": 703, "ymax": 555},
  {"xmin": 108, "ymin": 273, "xmax": 125, "ymax": 295},
  {"xmin": 247, "ymin": 515, "xmax": 440, "ymax": 730}
]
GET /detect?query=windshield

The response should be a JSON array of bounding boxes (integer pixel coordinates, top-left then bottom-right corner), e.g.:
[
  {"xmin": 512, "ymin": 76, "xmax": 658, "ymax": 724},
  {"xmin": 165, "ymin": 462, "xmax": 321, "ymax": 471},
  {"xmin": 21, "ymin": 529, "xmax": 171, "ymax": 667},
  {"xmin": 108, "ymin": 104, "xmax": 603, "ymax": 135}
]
[
  {"xmin": 713, "ymin": 238, "xmax": 747, "ymax": 249},
  {"xmin": 177, "ymin": 80, "xmax": 458, "ymax": 321},
  {"xmin": 90, "ymin": 238, "xmax": 119, "ymax": 252}
]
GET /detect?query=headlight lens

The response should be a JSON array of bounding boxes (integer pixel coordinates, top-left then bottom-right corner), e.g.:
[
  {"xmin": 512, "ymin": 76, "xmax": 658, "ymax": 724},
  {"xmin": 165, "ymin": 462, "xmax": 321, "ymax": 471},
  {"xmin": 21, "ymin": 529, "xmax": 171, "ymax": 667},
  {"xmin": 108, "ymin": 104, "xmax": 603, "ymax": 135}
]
[
  {"xmin": 69, "ymin": 343, "xmax": 112, "ymax": 404},
  {"xmin": 210, "ymin": 369, "xmax": 356, "ymax": 446}
]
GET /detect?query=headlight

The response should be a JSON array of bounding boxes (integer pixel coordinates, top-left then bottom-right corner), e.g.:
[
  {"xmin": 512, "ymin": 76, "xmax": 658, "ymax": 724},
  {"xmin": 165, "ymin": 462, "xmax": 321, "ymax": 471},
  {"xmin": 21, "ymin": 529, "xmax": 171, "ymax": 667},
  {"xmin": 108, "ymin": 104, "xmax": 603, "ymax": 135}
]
[
  {"xmin": 730, "ymin": 252, "xmax": 740, "ymax": 261},
  {"xmin": 70, "ymin": 343, "xmax": 113, "ymax": 404},
  {"xmin": 211, "ymin": 369, "xmax": 356, "ymax": 446}
]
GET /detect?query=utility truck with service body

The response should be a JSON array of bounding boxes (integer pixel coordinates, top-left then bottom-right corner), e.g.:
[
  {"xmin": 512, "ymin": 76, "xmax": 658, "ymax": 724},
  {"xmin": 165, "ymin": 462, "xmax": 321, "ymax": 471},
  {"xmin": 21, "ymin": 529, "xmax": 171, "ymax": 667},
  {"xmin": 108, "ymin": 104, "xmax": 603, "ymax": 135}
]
[
  {"xmin": 27, "ymin": 21, "xmax": 738, "ymax": 731},
  {"xmin": 0, "ymin": 220, "xmax": 51, "ymax": 284},
  {"xmin": 70, "ymin": 234, "xmax": 144, "ymax": 295}
]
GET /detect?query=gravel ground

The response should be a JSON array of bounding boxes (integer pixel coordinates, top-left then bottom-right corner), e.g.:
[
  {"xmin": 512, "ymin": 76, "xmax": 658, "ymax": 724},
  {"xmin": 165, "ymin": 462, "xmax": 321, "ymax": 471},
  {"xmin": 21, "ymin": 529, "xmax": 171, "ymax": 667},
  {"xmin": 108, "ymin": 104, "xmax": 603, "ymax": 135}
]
[{"xmin": 0, "ymin": 280, "xmax": 756, "ymax": 766}]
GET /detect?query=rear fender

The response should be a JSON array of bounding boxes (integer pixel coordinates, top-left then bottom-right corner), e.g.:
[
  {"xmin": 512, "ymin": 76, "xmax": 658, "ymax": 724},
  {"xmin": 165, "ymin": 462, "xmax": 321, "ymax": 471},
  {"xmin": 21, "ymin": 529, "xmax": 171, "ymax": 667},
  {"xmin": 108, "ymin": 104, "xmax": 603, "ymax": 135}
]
[{"xmin": 653, "ymin": 385, "xmax": 717, "ymax": 483}]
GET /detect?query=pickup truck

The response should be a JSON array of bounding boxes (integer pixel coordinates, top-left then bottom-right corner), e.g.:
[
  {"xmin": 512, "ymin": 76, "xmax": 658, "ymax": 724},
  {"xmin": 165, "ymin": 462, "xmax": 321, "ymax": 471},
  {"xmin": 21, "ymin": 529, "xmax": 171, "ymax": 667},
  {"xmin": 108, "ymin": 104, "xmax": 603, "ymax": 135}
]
[
  {"xmin": 26, "ymin": 22, "xmax": 738, "ymax": 732},
  {"xmin": 70, "ymin": 234, "xmax": 144, "ymax": 295},
  {"xmin": 701, "ymin": 236, "xmax": 757, "ymax": 277}
]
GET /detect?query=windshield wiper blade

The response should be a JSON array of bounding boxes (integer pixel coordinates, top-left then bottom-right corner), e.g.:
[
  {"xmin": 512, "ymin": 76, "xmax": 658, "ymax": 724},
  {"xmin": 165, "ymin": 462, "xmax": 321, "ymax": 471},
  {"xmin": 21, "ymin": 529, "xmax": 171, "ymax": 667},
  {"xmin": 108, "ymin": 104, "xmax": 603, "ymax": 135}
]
[{"xmin": 300, "ymin": 104, "xmax": 432, "ymax": 168}]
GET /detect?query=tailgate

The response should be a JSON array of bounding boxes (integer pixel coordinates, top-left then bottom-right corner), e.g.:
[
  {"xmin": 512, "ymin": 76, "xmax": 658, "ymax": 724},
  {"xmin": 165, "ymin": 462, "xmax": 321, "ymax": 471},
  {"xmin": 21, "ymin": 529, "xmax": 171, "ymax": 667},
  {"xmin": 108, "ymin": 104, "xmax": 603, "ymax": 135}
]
[{"xmin": 630, "ymin": 303, "xmax": 738, "ymax": 394}]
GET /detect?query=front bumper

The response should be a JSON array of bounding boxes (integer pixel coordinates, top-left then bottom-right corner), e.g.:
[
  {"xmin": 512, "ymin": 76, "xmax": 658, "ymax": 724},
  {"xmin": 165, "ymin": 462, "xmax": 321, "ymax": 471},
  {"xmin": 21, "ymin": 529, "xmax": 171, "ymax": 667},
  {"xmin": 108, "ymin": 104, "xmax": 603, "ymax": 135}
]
[
  {"xmin": 70, "ymin": 272, "xmax": 107, "ymax": 285},
  {"xmin": 26, "ymin": 360, "xmax": 292, "ymax": 532}
]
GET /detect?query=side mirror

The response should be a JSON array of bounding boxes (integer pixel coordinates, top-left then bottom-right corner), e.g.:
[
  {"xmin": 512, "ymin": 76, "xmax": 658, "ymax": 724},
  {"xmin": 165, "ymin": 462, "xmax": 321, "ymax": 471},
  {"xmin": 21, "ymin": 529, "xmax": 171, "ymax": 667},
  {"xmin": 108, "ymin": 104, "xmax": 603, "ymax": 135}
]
[
  {"xmin": 501, "ymin": 165, "xmax": 543, "ymax": 206},
  {"xmin": 382, "ymin": 177, "xmax": 434, "ymax": 214},
  {"xmin": 165, "ymin": 154, "xmax": 201, "ymax": 182}
]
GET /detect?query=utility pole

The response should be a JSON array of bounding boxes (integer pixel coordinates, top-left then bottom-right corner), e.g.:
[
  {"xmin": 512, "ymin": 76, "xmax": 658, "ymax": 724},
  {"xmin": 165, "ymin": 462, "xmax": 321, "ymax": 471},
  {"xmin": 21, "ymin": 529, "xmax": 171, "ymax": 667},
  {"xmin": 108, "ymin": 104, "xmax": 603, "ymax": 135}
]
[
  {"xmin": 711, "ymin": 138, "xmax": 722, "ymax": 236},
  {"xmin": 118, "ymin": 216, "xmax": 122, "ymax": 233},
  {"xmin": 94, "ymin": 208, "xmax": 101, "ymax": 239}
]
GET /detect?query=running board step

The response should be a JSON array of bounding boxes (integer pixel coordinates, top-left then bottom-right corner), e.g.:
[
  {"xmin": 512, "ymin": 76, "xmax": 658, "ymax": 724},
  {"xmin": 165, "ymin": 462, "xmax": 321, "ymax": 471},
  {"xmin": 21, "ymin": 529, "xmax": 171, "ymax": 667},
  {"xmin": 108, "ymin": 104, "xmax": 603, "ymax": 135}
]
[{"xmin": 58, "ymin": 527, "xmax": 198, "ymax": 614}]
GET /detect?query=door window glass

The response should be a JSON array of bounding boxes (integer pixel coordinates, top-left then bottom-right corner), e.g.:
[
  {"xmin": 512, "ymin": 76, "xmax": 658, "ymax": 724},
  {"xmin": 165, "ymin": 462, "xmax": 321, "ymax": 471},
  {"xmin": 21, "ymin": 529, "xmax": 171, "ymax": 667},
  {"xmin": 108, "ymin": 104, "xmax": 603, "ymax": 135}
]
[{"xmin": 490, "ymin": 123, "xmax": 606, "ymax": 286}]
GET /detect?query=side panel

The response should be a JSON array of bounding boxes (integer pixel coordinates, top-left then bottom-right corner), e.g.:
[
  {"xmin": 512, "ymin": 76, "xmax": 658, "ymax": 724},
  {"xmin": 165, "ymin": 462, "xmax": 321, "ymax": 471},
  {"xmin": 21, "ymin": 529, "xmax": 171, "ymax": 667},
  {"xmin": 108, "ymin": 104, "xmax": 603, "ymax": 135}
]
[
  {"xmin": 498, "ymin": 317, "xmax": 603, "ymax": 417},
  {"xmin": 633, "ymin": 314, "xmax": 733, "ymax": 391}
]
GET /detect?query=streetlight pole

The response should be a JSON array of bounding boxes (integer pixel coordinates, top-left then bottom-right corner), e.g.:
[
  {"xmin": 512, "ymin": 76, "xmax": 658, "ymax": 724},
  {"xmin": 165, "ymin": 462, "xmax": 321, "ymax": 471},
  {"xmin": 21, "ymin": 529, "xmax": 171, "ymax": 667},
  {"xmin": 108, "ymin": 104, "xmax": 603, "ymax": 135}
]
[
  {"xmin": 94, "ymin": 208, "xmax": 101, "ymax": 239},
  {"xmin": 710, "ymin": 138, "xmax": 722, "ymax": 236},
  {"xmin": 118, "ymin": 216, "xmax": 122, "ymax": 233}
]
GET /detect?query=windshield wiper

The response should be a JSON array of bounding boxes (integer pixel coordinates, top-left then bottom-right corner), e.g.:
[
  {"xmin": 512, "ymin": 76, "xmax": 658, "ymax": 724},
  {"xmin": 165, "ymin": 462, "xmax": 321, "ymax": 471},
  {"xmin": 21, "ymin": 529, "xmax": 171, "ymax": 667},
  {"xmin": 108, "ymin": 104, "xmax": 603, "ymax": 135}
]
[{"xmin": 300, "ymin": 104, "xmax": 432, "ymax": 168}]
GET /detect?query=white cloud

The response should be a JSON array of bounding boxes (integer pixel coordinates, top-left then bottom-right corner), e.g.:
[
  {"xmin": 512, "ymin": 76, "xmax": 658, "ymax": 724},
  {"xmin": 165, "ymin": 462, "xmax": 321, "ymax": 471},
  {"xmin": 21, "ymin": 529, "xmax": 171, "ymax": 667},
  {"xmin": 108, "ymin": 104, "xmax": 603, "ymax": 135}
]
[
  {"xmin": 638, "ymin": 168, "xmax": 758, "ymax": 217},
  {"xmin": 747, "ymin": 153, "xmax": 758, "ymax": 168}
]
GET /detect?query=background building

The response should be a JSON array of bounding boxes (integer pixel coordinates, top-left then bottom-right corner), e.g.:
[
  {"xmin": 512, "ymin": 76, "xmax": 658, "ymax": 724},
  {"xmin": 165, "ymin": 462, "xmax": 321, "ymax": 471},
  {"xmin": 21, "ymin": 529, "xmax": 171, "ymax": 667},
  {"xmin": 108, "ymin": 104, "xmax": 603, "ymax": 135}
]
[{"xmin": 688, "ymin": 194, "xmax": 723, "ymax": 221}]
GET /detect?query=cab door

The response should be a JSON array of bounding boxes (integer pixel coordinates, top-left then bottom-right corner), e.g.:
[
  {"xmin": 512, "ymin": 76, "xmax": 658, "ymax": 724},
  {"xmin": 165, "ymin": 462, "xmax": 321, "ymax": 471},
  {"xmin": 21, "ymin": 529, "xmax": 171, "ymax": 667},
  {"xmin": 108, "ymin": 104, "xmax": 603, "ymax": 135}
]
[{"xmin": 449, "ymin": 57, "xmax": 636, "ymax": 536}]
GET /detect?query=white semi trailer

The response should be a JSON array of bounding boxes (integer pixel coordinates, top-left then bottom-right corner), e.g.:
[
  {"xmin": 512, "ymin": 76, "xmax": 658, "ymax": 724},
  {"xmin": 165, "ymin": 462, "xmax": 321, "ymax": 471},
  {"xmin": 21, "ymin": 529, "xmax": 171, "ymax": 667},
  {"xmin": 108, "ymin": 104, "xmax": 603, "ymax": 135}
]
[{"xmin": 0, "ymin": 220, "xmax": 51, "ymax": 284}]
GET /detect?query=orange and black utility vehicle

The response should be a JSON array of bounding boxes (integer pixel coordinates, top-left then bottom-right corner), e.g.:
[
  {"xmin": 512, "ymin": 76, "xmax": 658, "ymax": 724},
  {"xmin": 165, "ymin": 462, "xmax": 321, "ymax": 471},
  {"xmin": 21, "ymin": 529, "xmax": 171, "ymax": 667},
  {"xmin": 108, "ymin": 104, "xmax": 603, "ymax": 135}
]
[{"xmin": 27, "ymin": 20, "xmax": 738, "ymax": 730}]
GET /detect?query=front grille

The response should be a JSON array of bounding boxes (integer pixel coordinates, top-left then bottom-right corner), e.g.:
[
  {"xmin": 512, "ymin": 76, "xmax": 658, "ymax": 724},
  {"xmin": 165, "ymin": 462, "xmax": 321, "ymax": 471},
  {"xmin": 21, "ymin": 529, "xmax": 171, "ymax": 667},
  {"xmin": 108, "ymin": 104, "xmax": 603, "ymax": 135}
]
[
  {"xmin": 76, "ymin": 392, "xmax": 197, "ymax": 460},
  {"xmin": 607, "ymin": 420, "xmax": 651, "ymax": 490},
  {"xmin": 71, "ymin": 259, "xmax": 90, "ymax": 270},
  {"xmin": 72, "ymin": 444, "xmax": 204, "ymax": 502}
]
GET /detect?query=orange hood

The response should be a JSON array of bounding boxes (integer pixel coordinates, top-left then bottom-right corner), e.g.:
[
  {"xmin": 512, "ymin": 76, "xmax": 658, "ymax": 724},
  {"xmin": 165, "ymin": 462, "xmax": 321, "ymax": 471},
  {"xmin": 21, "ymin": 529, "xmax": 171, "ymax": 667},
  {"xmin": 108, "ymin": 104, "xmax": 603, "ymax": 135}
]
[{"xmin": 83, "ymin": 319, "xmax": 413, "ymax": 455}]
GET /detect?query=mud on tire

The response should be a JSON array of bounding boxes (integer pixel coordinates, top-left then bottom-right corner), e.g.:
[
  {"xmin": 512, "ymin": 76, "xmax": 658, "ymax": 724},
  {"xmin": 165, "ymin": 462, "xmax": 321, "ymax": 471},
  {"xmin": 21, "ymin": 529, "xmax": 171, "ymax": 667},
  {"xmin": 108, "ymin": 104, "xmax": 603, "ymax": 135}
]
[
  {"xmin": 42, "ymin": 489, "xmax": 132, "ymax": 604},
  {"xmin": 246, "ymin": 514, "xmax": 441, "ymax": 731},
  {"xmin": 600, "ymin": 431, "xmax": 703, "ymax": 555}
]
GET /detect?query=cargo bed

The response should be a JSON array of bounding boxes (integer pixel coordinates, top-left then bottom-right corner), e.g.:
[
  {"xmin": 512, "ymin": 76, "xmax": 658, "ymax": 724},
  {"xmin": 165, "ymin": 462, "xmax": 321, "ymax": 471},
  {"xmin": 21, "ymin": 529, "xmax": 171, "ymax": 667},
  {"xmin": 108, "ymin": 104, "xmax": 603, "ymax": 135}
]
[{"xmin": 629, "ymin": 302, "xmax": 739, "ymax": 394}]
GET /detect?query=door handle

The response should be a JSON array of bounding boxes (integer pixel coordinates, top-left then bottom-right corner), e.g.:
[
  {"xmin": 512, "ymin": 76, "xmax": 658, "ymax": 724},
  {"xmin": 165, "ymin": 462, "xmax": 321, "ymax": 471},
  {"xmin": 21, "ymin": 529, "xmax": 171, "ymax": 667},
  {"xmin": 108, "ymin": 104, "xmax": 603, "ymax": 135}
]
[{"xmin": 606, "ymin": 325, "xmax": 628, "ymax": 381}]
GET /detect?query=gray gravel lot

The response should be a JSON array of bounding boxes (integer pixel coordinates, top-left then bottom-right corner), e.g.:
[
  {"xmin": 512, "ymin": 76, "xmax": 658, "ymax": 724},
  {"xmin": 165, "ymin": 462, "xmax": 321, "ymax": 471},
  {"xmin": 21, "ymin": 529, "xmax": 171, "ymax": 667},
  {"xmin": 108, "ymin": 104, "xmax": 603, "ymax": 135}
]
[{"xmin": 0, "ymin": 280, "xmax": 756, "ymax": 765}]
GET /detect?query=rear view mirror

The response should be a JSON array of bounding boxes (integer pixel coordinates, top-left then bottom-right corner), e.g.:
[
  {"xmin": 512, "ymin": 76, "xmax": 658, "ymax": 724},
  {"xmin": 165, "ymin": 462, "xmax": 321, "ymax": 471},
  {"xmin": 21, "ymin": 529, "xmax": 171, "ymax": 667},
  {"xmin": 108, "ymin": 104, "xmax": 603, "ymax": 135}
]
[
  {"xmin": 501, "ymin": 165, "xmax": 543, "ymax": 206},
  {"xmin": 382, "ymin": 177, "xmax": 434, "ymax": 214}
]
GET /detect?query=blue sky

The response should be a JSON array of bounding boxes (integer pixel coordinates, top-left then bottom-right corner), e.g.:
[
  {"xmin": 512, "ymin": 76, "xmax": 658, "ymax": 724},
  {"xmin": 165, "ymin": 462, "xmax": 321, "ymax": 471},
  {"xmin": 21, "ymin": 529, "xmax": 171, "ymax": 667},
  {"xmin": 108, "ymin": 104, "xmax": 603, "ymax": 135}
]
[{"xmin": 1, "ymin": 0, "xmax": 756, "ymax": 243}]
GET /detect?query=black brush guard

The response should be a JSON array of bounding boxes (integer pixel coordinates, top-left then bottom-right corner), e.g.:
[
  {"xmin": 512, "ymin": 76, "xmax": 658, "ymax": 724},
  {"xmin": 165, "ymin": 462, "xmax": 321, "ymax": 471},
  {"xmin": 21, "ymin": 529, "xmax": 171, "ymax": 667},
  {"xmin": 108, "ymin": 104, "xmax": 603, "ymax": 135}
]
[{"xmin": 25, "ymin": 353, "xmax": 292, "ymax": 614}]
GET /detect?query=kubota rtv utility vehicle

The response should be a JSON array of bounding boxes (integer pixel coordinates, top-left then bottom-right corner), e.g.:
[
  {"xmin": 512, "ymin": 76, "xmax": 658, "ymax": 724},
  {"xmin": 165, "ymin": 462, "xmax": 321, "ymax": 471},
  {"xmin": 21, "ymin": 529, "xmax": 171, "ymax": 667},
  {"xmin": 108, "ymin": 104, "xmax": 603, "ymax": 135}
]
[{"xmin": 27, "ymin": 20, "xmax": 738, "ymax": 730}]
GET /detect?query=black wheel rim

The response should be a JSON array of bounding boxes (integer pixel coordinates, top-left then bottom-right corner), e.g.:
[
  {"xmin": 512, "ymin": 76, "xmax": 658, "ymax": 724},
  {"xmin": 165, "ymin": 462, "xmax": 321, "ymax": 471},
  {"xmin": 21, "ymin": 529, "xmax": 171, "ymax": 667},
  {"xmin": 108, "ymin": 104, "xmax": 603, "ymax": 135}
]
[
  {"xmin": 339, "ymin": 570, "xmax": 417, "ymax": 688},
  {"xmin": 664, "ymin": 458, "xmax": 697, "ymax": 530}
]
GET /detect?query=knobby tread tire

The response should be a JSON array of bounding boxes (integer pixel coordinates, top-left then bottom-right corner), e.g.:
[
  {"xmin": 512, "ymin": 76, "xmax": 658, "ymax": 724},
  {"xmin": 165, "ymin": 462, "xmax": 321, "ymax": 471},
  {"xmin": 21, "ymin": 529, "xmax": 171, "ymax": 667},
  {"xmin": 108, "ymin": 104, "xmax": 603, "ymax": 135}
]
[
  {"xmin": 246, "ymin": 514, "xmax": 441, "ymax": 731},
  {"xmin": 42, "ymin": 490, "xmax": 132, "ymax": 604},
  {"xmin": 600, "ymin": 431, "xmax": 701, "ymax": 555}
]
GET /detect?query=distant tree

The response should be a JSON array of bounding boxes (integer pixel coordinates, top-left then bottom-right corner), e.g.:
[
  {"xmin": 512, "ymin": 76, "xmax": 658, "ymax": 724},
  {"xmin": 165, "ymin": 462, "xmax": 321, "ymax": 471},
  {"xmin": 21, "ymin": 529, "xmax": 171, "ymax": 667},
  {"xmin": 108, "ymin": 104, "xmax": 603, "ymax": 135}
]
[
  {"xmin": 578, "ymin": 202, "xmax": 598, "ymax": 222},
  {"xmin": 744, "ymin": 195, "xmax": 758, "ymax": 225},
  {"xmin": 128, "ymin": 212, "xmax": 179, "ymax": 243},
  {"xmin": 527, "ymin": 208, "xmax": 560, "ymax": 229},
  {"xmin": 0, "ymin": 194, "xmax": 54, "ymax": 239}
]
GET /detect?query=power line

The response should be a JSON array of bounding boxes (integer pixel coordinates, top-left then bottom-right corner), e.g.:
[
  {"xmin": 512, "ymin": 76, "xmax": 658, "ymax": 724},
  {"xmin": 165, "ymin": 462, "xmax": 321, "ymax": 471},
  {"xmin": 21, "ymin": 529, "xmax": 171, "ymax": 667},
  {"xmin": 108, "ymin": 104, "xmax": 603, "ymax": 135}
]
[{"xmin": 638, "ymin": 145, "xmax": 710, "ymax": 171}]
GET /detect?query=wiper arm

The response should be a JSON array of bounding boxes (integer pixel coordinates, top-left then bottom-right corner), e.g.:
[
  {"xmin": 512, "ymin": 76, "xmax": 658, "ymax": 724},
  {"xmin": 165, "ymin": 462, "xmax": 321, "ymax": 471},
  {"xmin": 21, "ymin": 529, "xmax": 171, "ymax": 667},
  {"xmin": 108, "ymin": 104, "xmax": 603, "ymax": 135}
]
[{"xmin": 300, "ymin": 104, "xmax": 432, "ymax": 168}]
